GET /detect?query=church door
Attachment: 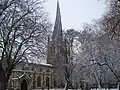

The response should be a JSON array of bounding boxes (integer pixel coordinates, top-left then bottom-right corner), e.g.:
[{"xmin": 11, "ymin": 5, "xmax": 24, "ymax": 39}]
[{"xmin": 21, "ymin": 79, "xmax": 28, "ymax": 90}]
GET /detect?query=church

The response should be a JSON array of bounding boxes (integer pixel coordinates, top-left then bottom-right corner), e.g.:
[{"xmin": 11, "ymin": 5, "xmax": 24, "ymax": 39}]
[{"xmin": 7, "ymin": 1, "xmax": 85, "ymax": 90}]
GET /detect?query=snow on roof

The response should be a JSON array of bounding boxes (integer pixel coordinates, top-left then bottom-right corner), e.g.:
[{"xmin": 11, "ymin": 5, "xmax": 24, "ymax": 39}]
[
  {"xmin": 40, "ymin": 63, "xmax": 53, "ymax": 66},
  {"xmin": 11, "ymin": 78, "xmax": 18, "ymax": 81},
  {"xmin": 29, "ymin": 62, "xmax": 53, "ymax": 67},
  {"xmin": 17, "ymin": 61, "xmax": 54, "ymax": 68}
]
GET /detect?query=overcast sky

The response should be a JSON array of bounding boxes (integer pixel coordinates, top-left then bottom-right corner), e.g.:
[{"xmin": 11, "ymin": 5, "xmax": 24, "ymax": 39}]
[{"xmin": 44, "ymin": 0, "xmax": 106, "ymax": 30}]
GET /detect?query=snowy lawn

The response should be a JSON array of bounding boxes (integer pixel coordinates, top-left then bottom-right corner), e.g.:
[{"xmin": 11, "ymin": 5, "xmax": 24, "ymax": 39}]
[
  {"xmin": 91, "ymin": 88, "xmax": 118, "ymax": 90},
  {"xmin": 33, "ymin": 89, "xmax": 82, "ymax": 90}
]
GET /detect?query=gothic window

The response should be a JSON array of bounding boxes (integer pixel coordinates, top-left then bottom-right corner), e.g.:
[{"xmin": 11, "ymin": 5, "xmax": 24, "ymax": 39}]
[
  {"xmin": 51, "ymin": 46, "xmax": 55, "ymax": 56},
  {"xmin": 37, "ymin": 76, "xmax": 41, "ymax": 87},
  {"xmin": 12, "ymin": 81, "xmax": 16, "ymax": 87},
  {"xmin": 58, "ymin": 79, "xmax": 61, "ymax": 88},
  {"xmin": 31, "ymin": 66, "xmax": 34, "ymax": 71},
  {"xmin": 51, "ymin": 46, "xmax": 53, "ymax": 55},
  {"xmin": 53, "ymin": 46, "xmax": 55, "ymax": 53},
  {"xmin": 40, "ymin": 68, "xmax": 42, "ymax": 72},
  {"xmin": 46, "ymin": 77, "xmax": 49, "ymax": 87},
  {"xmin": 11, "ymin": 81, "xmax": 14, "ymax": 87},
  {"xmin": 12, "ymin": 72, "xmax": 15, "ymax": 77},
  {"xmin": 61, "ymin": 80, "xmax": 64, "ymax": 88},
  {"xmin": 46, "ymin": 69, "xmax": 50, "ymax": 72},
  {"xmin": 53, "ymin": 78, "xmax": 57, "ymax": 87}
]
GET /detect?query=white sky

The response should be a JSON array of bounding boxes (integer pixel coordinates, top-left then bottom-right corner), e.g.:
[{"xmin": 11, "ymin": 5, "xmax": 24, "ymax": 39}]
[{"xmin": 44, "ymin": 0, "xmax": 106, "ymax": 30}]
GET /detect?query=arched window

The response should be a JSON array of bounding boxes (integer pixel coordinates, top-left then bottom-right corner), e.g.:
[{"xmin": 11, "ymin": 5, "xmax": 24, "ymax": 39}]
[
  {"xmin": 61, "ymin": 80, "xmax": 65, "ymax": 88},
  {"xmin": 37, "ymin": 76, "xmax": 41, "ymax": 87},
  {"xmin": 51, "ymin": 46, "xmax": 55, "ymax": 55},
  {"xmin": 46, "ymin": 69, "xmax": 50, "ymax": 72},
  {"xmin": 53, "ymin": 46, "xmax": 55, "ymax": 53},
  {"xmin": 51, "ymin": 46, "xmax": 53, "ymax": 55},
  {"xmin": 53, "ymin": 78, "xmax": 57, "ymax": 87},
  {"xmin": 40, "ymin": 68, "xmax": 42, "ymax": 72},
  {"xmin": 46, "ymin": 77, "xmax": 49, "ymax": 87}
]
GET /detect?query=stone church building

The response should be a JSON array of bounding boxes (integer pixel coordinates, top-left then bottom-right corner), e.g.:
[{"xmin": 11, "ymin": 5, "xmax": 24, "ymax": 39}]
[{"xmin": 8, "ymin": 1, "xmax": 84, "ymax": 90}]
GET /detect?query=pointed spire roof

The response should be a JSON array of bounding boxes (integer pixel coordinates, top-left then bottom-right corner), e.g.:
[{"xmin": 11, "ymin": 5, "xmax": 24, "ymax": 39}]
[{"xmin": 52, "ymin": 0, "xmax": 63, "ymax": 41}]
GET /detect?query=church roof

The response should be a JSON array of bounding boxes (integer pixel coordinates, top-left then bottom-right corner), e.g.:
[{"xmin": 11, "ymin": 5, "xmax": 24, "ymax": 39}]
[{"xmin": 52, "ymin": 0, "xmax": 63, "ymax": 41}]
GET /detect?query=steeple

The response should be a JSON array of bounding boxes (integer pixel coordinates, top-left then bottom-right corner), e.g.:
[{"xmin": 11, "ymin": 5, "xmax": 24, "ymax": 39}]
[
  {"xmin": 47, "ymin": 1, "xmax": 63, "ymax": 65},
  {"xmin": 52, "ymin": 0, "xmax": 63, "ymax": 41}
]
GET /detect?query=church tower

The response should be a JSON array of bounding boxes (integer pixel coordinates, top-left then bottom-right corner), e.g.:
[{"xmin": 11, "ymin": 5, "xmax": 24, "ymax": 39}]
[{"xmin": 47, "ymin": 1, "xmax": 63, "ymax": 66}]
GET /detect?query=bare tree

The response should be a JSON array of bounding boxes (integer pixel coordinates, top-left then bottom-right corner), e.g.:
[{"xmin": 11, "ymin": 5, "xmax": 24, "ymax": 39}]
[
  {"xmin": 74, "ymin": 23, "xmax": 120, "ymax": 89},
  {"xmin": 99, "ymin": 0, "xmax": 120, "ymax": 42},
  {"xmin": 63, "ymin": 29, "xmax": 77, "ymax": 90},
  {"xmin": 0, "ymin": 0, "xmax": 51, "ymax": 90}
]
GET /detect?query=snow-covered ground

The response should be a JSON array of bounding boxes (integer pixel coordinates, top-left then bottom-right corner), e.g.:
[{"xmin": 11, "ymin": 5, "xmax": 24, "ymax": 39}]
[
  {"xmin": 33, "ymin": 89, "xmax": 81, "ymax": 90},
  {"xmin": 91, "ymin": 88, "xmax": 118, "ymax": 90},
  {"xmin": 33, "ymin": 89, "xmax": 118, "ymax": 90}
]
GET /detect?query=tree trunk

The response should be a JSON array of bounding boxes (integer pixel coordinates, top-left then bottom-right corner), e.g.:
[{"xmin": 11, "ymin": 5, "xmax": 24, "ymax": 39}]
[
  {"xmin": 64, "ymin": 83, "xmax": 68, "ymax": 90},
  {"xmin": 0, "ymin": 66, "xmax": 7, "ymax": 90},
  {"xmin": 0, "ymin": 80, "xmax": 8, "ymax": 90},
  {"xmin": 64, "ymin": 80, "xmax": 73, "ymax": 90}
]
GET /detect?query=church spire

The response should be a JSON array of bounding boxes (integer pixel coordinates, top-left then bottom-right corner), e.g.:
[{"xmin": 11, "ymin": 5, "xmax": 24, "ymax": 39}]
[{"xmin": 52, "ymin": 0, "xmax": 63, "ymax": 41}]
